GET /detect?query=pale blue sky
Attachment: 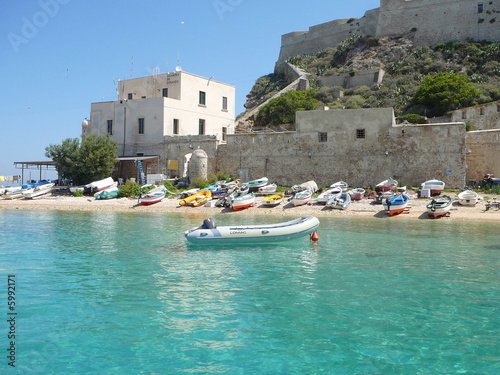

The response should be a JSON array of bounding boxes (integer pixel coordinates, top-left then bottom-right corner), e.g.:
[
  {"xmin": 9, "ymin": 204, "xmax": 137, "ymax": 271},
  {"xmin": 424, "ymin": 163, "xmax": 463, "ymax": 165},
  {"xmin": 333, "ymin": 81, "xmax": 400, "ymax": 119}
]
[{"xmin": 0, "ymin": 0, "xmax": 379, "ymax": 182}]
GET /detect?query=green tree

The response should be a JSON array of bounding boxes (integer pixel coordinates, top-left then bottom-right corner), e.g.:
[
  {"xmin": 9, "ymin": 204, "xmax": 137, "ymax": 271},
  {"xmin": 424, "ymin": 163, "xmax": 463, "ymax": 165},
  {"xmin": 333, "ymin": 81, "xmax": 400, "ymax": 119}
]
[
  {"xmin": 45, "ymin": 135, "xmax": 118, "ymax": 185},
  {"xmin": 255, "ymin": 90, "xmax": 318, "ymax": 127},
  {"xmin": 412, "ymin": 72, "xmax": 480, "ymax": 116},
  {"xmin": 44, "ymin": 138, "xmax": 80, "ymax": 181}
]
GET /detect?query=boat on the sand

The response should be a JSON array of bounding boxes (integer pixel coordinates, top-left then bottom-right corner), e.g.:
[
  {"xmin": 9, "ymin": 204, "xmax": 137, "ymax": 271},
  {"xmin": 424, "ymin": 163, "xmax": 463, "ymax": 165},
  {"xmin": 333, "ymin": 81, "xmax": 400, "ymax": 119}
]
[{"xmin": 139, "ymin": 185, "xmax": 167, "ymax": 205}]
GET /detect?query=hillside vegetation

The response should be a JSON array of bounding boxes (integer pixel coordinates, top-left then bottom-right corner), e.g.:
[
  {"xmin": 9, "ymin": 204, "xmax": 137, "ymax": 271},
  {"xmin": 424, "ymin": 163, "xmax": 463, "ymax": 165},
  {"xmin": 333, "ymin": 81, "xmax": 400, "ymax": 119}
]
[{"xmin": 245, "ymin": 36, "xmax": 500, "ymax": 125}]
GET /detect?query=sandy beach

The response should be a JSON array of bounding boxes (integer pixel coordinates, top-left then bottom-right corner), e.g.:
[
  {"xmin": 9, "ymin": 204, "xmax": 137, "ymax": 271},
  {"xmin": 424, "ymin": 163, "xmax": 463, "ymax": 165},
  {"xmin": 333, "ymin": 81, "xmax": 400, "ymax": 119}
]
[{"xmin": 1, "ymin": 188, "xmax": 500, "ymax": 222}]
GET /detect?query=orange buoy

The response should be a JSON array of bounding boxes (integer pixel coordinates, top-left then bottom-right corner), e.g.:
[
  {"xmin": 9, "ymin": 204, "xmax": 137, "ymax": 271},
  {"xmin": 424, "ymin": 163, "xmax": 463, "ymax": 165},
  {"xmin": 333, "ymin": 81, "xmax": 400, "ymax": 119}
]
[{"xmin": 310, "ymin": 231, "xmax": 319, "ymax": 242}]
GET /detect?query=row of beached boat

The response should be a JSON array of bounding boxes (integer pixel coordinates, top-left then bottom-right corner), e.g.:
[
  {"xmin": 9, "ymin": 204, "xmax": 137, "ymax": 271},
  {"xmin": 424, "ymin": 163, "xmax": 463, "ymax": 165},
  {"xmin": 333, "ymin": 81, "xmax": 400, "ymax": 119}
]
[
  {"xmin": 70, "ymin": 176, "xmax": 169, "ymax": 206},
  {"xmin": 381, "ymin": 190, "xmax": 483, "ymax": 218},
  {"xmin": 381, "ymin": 193, "xmax": 455, "ymax": 218},
  {"xmin": 175, "ymin": 176, "xmax": 485, "ymax": 215},
  {"xmin": 0, "ymin": 181, "xmax": 55, "ymax": 200}
]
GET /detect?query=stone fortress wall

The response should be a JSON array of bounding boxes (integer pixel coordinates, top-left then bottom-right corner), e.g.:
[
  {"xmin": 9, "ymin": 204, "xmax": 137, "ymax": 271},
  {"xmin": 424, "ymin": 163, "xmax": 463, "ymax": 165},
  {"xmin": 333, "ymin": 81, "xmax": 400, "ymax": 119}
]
[{"xmin": 277, "ymin": 0, "xmax": 500, "ymax": 64}]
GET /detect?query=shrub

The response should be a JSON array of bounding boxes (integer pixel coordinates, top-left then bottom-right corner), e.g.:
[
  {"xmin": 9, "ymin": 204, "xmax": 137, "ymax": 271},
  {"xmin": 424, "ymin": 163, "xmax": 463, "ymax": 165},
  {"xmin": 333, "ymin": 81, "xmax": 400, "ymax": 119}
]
[
  {"xmin": 398, "ymin": 114, "xmax": 427, "ymax": 124},
  {"xmin": 164, "ymin": 180, "xmax": 177, "ymax": 193},
  {"xmin": 118, "ymin": 181, "xmax": 141, "ymax": 197},
  {"xmin": 73, "ymin": 190, "xmax": 84, "ymax": 197},
  {"xmin": 412, "ymin": 72, "xmax": 481, "ymax": 116},
  {"xmin": 192, "ymin": 177, "xmax": 210, "ymax": 189},
  {"xmin": 255, "ymin": 90, "xmax": 318, "ymax": 127}
]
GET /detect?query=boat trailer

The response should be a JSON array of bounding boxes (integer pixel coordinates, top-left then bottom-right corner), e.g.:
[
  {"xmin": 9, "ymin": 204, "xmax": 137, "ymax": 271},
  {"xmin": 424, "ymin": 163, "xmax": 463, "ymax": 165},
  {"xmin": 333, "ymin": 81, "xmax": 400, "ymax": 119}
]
[{"xmin": 485, "ymin": 197, "xmax": 500, "ymax": 211}]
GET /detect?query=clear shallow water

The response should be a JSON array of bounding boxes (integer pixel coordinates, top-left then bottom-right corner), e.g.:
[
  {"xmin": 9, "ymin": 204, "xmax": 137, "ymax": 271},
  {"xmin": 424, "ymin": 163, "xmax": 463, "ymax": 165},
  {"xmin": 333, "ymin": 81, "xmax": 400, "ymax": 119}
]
[{"xmin": 0, "ymin": 210, "xmax": 499, "ymax": 375}]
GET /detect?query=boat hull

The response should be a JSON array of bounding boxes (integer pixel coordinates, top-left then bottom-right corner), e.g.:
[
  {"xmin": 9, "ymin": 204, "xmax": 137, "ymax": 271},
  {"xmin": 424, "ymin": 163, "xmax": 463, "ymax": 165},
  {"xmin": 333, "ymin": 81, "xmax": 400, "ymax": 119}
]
[
  {"xmin": 383, "ymin": 202, "xmax": 408, "ymax": 215},
  {"xmin": 85, "ymin": 177, "xmax": 114, "ymax": 193},
  {"xmin": 376, "ymin": 179, "xmax": 398, "ymax": 192},
  {"xmin": 348, "ymin": 188, "xmax": 366, "ymax": 201},
  {"xmin": 291, "ymin": 190, "xmax": 313, "ymax": 206},
  {"xmin": 231, "ymin": 194, "xmax": 255, "ymax": 210},
  {"xmin": 384, "ymin": 205, "xmax": 407, "ymax": 215},
  {"xmin": 23, "ymin": 183, "xmax": 55, "ymax": 199},
  {"xmin": 140, "ymin": 186, "xmax": 167, "ymax": 205},
  {"xmin": 179, "ymin": 190, "xmax": 212, "ymax": 207},
  {"xmin": 317, "ymin": 188, "xmax": 341, "ymax": 204},
  {"xmin": 258, "ymin": 183, "xmax": 277, "ymax": 194},
  {"xmin": 95, "ymin": 187, "xmax": 119, "ymax": 200},
  {"xmin": 421, "ymin": 180, "xmax": 445, "ymax": 196},
  {"xmin": 247, "ymin": 177, "xmax": 269, "ymax": 191},
  {"xmin": 426, "ymin": 196, "xmax": 452, "ymax": 218},
  {"xmin": 140, "ymin": 196, "xmax": 165, "ymax": 205},
  {"xmin": 427, "ymin": 208, "xmax": 451, "ymax": 218},
  {"xmin": 262, "ymin": 193, "xmax": 284, "ymax": 206},
  {"xmin": 326, "ymin": 192, "xmax": 351, "ymax": 210},
  {"xmin": 185, "ymin": 216, "xmax": 320, "ymax": 244},
  {"xmin": 457, "ymin": 191, "xmax": 480, "ymax": 206},
  {"xmin": 382, "ymin": 194, "xmax": 409, "ymax": 215}
]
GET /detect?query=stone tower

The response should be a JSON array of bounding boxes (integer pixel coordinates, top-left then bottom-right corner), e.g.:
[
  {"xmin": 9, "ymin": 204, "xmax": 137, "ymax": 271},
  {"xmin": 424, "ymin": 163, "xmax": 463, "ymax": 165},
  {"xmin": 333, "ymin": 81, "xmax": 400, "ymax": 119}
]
[{"xmin": 187, "ymin": 149, "xmax": 208, "ymax": 182}]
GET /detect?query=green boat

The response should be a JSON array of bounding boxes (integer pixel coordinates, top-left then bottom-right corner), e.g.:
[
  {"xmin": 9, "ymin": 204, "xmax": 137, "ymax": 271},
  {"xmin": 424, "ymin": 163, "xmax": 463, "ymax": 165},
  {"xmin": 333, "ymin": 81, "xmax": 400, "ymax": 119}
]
[{"xmin": 95, "ymin": 186, "xmax": 119, "ymax": 200}]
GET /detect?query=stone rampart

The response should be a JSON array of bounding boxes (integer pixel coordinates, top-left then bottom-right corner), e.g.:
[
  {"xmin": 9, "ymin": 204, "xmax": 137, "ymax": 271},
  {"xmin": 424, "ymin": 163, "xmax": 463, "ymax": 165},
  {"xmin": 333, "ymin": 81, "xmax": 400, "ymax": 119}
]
[
  {"xmin": 452, "ymin": 101, "xmax": 500, "ymax": 131},
  {"xmin": 217, "ymin": 108, "xmax": 467, "ymax": 188},
  {"xmin": 466, "ymin": 129, "xmax": 500, "ymax": 181},
  {"xmin": 318, "ymin": 69, "xmax": 385, "ymax": 89},
  {"xmin": 277, "ymin": 0, "xmax": 500, "ymax": 65}
]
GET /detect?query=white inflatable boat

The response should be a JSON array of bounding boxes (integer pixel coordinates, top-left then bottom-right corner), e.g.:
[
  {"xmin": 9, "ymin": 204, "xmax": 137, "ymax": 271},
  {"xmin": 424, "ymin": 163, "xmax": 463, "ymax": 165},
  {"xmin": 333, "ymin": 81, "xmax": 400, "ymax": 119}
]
[{"xmin": 184, "ymin": 216, "xmax": 320, "ymax": 244}]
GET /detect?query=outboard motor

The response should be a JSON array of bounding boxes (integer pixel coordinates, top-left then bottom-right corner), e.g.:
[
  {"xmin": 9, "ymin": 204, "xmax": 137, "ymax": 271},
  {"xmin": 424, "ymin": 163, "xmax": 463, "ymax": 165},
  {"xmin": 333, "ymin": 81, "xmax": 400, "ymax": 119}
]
[{"xmin": 201, "ymin": 218, "xmax": 216, "ymax": 229}]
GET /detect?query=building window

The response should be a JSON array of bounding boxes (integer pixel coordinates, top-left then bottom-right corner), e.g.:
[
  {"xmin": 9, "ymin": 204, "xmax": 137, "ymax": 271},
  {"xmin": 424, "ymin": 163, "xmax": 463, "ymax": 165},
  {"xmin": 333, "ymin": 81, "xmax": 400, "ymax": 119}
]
[
  {"xmin": 138, "ymin": 118, "xmax": 145, "ymax": 134},
  {"xmin": 199, "ymin": 91, "xmax": 206, "ymax": 106},
  {"xmin": 199, "ymin": 119, "xmax": 205, "ymax": 135},
  {"xmin": 127, "ymin": 93, "xmax": 133, "ymax": 100},
  {"xmin": 173, "ymin": 119, "xmax": 179, "ymax": 135},
  {"xmin": 478, "ymin": 3, "xmax": 483, "ymax": 13},
  {"xmin": 480, "ymin": 107, "xmax": 485, "ymax": 115},
  {"xmin": 497, "ymin": 104, "xmax": 500, "ymax": 112},
  {"xmin": 318, "ymin": 132, "xmax": 328, "ymax": 142},
  {"xmin": 222, "ymin": 96, "xmax": 228, "ymax": 111},
  {"xmin": 222, "ymin": 126, "xmax": 227, "ymax": 141},
  {"xmin": 107, "ymin": 120, "xmax": 113, "ymax": 135},
  {"xmin": 162, "ymin": 88, "xmax": 168, "ymax": 97},
  {"xmin": 356, "ymin": 129, "xmax": 365, "ymax": 139},
  {"xmin": 462, "ymin": 111, "xmax": 467, "ymax": 119}
]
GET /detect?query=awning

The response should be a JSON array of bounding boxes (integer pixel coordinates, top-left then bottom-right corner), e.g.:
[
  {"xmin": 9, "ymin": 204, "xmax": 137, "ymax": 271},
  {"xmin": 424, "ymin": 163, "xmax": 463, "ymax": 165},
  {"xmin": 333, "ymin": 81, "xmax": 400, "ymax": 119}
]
[
  {"xmin": 14, "ymin": 161, "xmax": 56, "ymax": 168},
  {"xmin": 117, "ymin": 156, "xmax": 159, "ymax": 162}
]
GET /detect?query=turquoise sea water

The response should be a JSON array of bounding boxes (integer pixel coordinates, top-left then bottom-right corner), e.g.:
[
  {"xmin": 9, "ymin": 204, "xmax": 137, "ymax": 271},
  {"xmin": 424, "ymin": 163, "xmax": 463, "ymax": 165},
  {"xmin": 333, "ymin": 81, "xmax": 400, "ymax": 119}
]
[{"xmin": 0, "ymin": 209, "xmax": 499, "ymax": 375}]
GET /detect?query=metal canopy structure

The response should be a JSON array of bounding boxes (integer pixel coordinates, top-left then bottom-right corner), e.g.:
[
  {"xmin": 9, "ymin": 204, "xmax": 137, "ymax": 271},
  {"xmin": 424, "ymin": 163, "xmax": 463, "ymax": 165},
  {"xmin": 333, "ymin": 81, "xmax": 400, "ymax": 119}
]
[
  {"xmin": 14, "ymin": 161, "xmax": 57, "ymax": 184},
  {"xmin": 117, "ymin": 156, "xmax": 159, "ymax": 162},
  {"xmin": 14, "ymin": 155, "xmax": 160, "ymax": 184}
]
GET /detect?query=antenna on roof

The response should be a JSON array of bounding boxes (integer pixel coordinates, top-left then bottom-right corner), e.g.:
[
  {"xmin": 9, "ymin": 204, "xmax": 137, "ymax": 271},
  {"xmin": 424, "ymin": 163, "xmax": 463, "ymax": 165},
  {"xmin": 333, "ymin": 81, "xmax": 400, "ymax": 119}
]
[
  {"xmin": 113, "ymin": 78, "xmax": 118, "ymax": 96},
  {"xmin": 176, "ymin": 48, "xmax": 182, "ymax": 72},
  {"xmin": 130, "ymin": 56, "xmax": 134, "ymax": 78}
]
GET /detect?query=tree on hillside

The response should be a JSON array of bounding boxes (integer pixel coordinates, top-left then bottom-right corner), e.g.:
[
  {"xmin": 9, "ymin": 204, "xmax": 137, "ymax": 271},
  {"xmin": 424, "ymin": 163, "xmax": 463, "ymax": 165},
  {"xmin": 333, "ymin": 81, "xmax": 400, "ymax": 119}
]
[
  {"xmin": 411, "ymin": 72, "xmax": 481, "ymax": 117},
  {"xmin": 255, "ymin": 90, "xmax": 318, "ymax": 127},
  {"xmin": 45, "ymin": 135, "xmax": 118, "ymax": 185}
]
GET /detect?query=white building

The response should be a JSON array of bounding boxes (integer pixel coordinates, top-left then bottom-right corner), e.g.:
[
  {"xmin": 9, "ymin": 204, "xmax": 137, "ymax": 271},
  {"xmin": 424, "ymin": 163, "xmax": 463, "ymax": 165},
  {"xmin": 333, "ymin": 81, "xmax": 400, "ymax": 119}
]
[{"xmin": 83, "ymin": 70, "xmax": 236, "ymax": 179}]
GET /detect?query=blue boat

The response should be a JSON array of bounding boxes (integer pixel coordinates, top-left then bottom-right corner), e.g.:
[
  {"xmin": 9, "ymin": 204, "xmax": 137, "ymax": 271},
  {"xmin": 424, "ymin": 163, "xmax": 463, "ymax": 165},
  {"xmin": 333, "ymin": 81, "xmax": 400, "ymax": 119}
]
[{"xmin": 382, "ymin": 193, "xmax": 409, "ymax": 215}]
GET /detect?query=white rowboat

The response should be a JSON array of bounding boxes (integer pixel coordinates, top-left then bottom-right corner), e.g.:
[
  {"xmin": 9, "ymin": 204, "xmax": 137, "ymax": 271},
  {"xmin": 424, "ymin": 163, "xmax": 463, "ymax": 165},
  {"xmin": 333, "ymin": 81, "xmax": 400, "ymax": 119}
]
[
  {"xmin": 457, "ymin": 190, "xmax": 481, "ymax": 206},
  {"xmin": 23, "ymin": 183, "xmax": 55, "ymax": 199}
]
